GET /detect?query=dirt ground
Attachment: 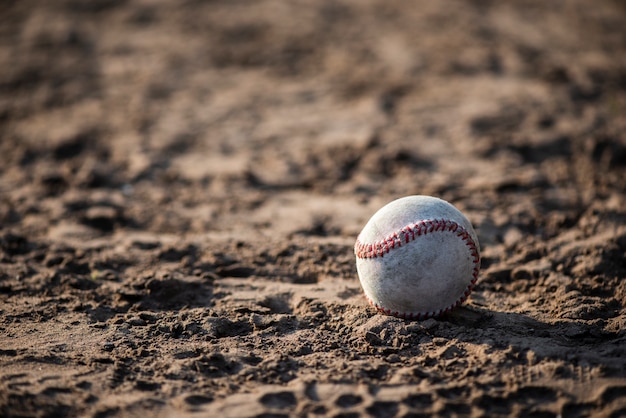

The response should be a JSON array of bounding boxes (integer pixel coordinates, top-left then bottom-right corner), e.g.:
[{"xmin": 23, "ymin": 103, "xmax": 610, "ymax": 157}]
[{"xmin": 1, "ymin": 0, "xmax": 626, "ymax": 417}]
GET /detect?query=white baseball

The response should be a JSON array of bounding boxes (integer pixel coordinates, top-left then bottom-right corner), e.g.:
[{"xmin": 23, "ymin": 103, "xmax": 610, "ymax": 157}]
[{"xmin": 354, "ymin": 195, "xmax": 480, "ymax": 319}]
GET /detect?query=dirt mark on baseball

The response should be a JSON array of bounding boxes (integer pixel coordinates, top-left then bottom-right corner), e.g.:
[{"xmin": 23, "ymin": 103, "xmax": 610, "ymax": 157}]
[{"xmin": 1, "ymin": 0, "xmax": 626, "ymax": 417}]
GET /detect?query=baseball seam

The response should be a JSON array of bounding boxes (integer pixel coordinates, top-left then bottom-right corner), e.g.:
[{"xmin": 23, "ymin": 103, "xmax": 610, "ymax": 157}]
[{"xmin": 354, "ymin": 218, "xmax": 480, "ymax": 319}]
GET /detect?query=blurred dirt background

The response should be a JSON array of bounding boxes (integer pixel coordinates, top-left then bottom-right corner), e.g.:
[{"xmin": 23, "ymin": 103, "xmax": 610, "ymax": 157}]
[{"xmin": 1, "ymin": 0, "xmax": 626, "ymax": 417}]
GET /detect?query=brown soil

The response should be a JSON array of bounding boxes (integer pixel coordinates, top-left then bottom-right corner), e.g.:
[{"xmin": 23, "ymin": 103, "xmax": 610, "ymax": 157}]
[{"xmin": 2, "ymin": 0, "xmax": 626, "ymax": 417}]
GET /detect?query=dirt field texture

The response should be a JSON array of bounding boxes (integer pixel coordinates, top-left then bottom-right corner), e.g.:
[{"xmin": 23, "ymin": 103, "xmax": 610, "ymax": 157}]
[{"xmin": 1, "ymin": 0, "xmax": 626, "ymax": 417}]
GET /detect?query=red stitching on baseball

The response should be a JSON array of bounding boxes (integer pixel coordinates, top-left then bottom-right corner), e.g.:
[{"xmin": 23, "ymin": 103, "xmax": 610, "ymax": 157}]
[{"xmin": 355, "ymin": 218, "xmax": 480, "ymax": 319}]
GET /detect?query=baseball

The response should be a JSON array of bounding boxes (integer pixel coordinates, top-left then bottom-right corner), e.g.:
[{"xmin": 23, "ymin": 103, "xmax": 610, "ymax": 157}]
[{"xmin": 354, "ymin": 195, "xmax": 480, "ymax": 319}]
